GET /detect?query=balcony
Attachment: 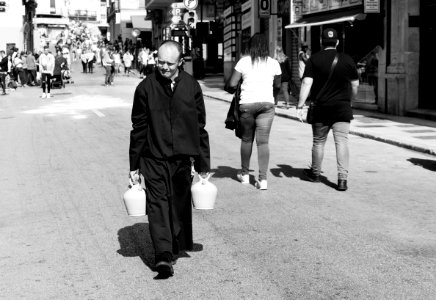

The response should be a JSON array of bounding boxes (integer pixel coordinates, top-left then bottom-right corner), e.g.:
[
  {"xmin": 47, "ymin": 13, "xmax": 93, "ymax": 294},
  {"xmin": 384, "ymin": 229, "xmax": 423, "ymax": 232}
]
[{"xmin": 68, "ymin": 10, "xmax": 98, "ymax": 21}]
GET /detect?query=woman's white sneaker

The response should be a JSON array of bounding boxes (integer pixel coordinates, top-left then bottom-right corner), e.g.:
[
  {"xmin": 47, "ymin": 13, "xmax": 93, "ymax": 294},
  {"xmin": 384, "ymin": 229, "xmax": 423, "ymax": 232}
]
[
  {"xmin": 237, "ymin": 173, "xmax": 249, "ymax": 184},
  {"xmin": 255, "ymin": 180, "xmax": 267, "ymax": 190}
]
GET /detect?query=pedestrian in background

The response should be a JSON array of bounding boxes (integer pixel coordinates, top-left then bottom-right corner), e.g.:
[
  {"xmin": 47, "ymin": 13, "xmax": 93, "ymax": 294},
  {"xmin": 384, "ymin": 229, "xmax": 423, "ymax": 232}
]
[
  {"xmin": 26, "ymin": 50, "xmax": 37, "ymax": 86},
  {"xmin": 296, "ymin": 28, "xmax": 359, "ymax": 191},
  {"xmin": 14, "ymin": 52, "xmax": 27, "ymax": 87},
  {"xmin": 53, "ymin": 49, "xmax": 67, "ymax": 88},
  {"xmin": 113, "ymin": 49, "xmax": 121, "ymax": 74},
  {"xmin": 129, "ymin": 40, "xmax": 210, "ymax": 278},
  {"xmin": 138, "ymin": 48, "xmax": 148, "ymax": 78},
  {"xmin": 80, "ymin": 49, "xmax": 88, "ymax": 73},
  {"xmin": 226, "ymin": 33, "xmax": 281, "ymax": 190},
  {"xmin": 87, "ymin": 50, "xmax": 95, "ymax": 74},
  {"xmin": 298, "ymin": 44, "xmax": 310, "ymax": 80},
  {"xmin": 102, "ymin": 46, "xmax": 114, "ymax": 86},
  {"xmin": 38, "ymin": 46, "xmax": 55, "ymax": 99},
  {"xmin": 123, "ymin": 50, "xmax": 133, "ymax": 76},
  {"xmin": 0, "ymin": 50, "xmax": 8, "ymax": 95},
  {"xmin": 273, "ymin": 46, "xmax": 292, "ymax": 108}
]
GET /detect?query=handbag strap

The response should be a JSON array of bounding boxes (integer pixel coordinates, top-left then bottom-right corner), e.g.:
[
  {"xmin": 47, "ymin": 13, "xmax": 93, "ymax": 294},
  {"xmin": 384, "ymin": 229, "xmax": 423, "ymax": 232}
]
[{"xmin": 313, "ymin": 53, "xmax": 338, "ymax": 103}]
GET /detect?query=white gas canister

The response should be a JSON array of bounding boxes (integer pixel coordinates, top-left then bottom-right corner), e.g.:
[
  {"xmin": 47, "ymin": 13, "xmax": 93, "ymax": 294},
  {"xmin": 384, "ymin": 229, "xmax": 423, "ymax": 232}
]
[
  {"xmin": 191, "ymin": 173, "xmax": 217, "ymax": 210},
  {"xmin": 123, "ymin": 183, "xmax": 146, "ymax": 216}
]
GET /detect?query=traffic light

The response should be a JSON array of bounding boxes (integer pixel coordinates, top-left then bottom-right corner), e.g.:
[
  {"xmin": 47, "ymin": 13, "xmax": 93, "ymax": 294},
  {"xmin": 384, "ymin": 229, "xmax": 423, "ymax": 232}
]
[
  {"xmin": 184, "ymin": 10, "xmax": 197, "ymax": 29},
  {"xmin": 0, "ymin": 1, "xmax": 7, "ymax": 13}
]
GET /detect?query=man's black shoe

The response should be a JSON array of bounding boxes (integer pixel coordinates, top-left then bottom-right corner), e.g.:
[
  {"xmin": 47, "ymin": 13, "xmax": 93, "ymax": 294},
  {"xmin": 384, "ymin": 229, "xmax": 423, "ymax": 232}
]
[
  {"xmin": 337, "ymin": 179, "xmax": 348, "ymax": 191},
  {"xmin": 303, "ymin": 168, "xmax": 320, "ymax": 182},
  {"xmin": 155, "ymin": 251, "xmax": 175, "ymax": 277},
  {"xmin": 155, "ymin": 261, "xmax": 174, "ymax": 277}
]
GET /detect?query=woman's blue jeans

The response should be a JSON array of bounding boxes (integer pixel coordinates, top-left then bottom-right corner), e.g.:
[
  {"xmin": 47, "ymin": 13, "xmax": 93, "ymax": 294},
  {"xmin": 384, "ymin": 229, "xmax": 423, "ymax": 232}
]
[
  {"xmin": 311, "ymin": 122, "xmax": 350, "ymax": 180},
  {"xmin": 239, "ymin": 102, "xmax": 275, "ymax": 180}
]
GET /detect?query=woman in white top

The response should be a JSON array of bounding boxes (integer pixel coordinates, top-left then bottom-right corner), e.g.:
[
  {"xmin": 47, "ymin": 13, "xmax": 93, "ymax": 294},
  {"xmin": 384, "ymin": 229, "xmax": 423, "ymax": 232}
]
[
  {"xmin": 227, "ymin": 33, "xmax": 281, "ymax": 190},
  {"xmin": 112, "ymin": 50, "xmax": 121, "ymax": 74},
  {"xmin": 122, "ymin": 50, "xmax": 134, "ymax": 75}
]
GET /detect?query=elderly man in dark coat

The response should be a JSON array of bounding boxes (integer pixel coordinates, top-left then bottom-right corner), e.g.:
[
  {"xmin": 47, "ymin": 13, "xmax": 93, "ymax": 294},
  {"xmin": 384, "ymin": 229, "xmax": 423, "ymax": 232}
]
[{"xmin": 129, "ymin": 40, "xmax": 210, "ymax": 277}]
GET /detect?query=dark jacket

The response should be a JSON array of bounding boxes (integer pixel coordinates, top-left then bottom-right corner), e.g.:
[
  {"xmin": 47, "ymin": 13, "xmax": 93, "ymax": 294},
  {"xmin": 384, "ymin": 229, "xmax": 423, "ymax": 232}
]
[
  {"xmin": 53, "ymin": 56, "xmax": 68, "ymax": 75},
  {"xmin": 129, "ymin": 69, "xmax": 210, "ymax": 173},
  {"xmin": 0, "ymin": 57, "xmax": 8, "ymax": 73}
]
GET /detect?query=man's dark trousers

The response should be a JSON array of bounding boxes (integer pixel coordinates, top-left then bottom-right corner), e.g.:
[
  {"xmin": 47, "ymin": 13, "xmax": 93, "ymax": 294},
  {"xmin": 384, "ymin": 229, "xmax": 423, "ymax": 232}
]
[
  {"xmin": 140, "ymin": 156, "xmax": 194, "ymax": 257},
  {"xmin": 0, "ymin": 73, "xmax": 6, "ymax": 93}
]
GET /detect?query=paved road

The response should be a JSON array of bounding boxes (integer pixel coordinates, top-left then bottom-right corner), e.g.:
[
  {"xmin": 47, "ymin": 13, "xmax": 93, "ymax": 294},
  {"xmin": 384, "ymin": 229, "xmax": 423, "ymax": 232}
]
[{"xmin": 0, "ymin": 64, "xmax": 435, "ymax": 299}]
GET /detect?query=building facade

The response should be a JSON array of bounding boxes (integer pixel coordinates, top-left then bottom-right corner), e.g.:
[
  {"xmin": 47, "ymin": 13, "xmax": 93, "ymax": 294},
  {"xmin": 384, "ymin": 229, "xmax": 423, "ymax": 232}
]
[
  {"xmin": 0, "ymin": 0, "xmax": 26, "ymax": 52},
  {"xmin": 107, "ymin": 0, "xmax": 150, "ymax": 48}
]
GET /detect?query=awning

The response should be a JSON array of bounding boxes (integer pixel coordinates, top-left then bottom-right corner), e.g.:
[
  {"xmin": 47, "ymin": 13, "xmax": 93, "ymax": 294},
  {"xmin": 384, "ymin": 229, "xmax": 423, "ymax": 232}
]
[
  {"xmin": 131, "ymin": 15, "xmax": 152, "ymax": 31},
  {"xmin": 286, "ymin": 10, "xmax": 366, "ymax": 29}
]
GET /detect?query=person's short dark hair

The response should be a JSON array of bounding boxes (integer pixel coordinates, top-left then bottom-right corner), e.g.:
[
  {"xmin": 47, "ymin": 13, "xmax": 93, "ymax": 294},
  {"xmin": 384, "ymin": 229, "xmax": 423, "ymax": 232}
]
[
  {"xmin": 322, "ymin": 28, "xmax": 338, "ymax": 47},
  {"xmin": 301, "ymin": 45, "xmax": 309, "ymax": 51},
  {"xmin": 44, "ymin": 45, "xmax": 49, "ymax": 50},
  {"xmin": 159, "ymin": 40, "xmax": 183, "ymax": 60}
]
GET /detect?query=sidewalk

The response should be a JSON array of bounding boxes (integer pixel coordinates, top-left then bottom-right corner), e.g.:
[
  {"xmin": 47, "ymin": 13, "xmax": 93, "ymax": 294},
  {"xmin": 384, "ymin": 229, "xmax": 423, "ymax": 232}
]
[{"xmin": 199, "ymin": 76, "xmax": 436, "ymax": 156}]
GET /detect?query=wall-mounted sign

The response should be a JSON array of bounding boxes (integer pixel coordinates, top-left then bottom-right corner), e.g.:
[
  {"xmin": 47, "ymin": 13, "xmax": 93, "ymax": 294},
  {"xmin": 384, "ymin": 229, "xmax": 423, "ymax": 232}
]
[
  {"xmin": 183, "ymin": 0, "xmax": 198, "ymax": 10},
  {"xmin": 364, "ymin": 0, "xmax": 380, "ymax": 13},
  {"xmin": 259, "ymin": 0, "xmax": 270, "ymax": 18},
  {"xmin": 300, "ymin": 0, "xmax": 363, "ymax": 15},
  {"xmin": 242, "ymin": 9, "xmax": 251, "ymax": 30}
]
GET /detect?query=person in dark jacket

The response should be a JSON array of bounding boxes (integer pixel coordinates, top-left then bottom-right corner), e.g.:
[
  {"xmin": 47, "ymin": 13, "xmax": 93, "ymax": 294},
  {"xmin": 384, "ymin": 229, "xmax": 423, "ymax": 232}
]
[
  {"xmin": 129, "ymin": 40, "xmax": 210, "ymax": 278},
  {"xmin": 0, "ymin": 50, "xmax": 9, "ymax": 95},
  {"xmin": 296, "ymin": 28, "xmax": 359, "ymax": 191},
  {"xmin": 53, "ymin": 50, "xmax": 68, "ymax": 88}
]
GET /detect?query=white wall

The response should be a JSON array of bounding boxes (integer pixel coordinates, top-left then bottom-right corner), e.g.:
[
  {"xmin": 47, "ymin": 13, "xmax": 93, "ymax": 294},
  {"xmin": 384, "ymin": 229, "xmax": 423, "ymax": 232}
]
[{"xmin": 0, "ymin": 1, "xmax": 25, "ymax": 52}]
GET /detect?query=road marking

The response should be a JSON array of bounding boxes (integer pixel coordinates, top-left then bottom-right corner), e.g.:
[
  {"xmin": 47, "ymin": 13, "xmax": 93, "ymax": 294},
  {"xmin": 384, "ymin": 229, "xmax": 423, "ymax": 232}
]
[{"xmin": 92, "ymin": 109, "xmax": 105, "ymax": 117}]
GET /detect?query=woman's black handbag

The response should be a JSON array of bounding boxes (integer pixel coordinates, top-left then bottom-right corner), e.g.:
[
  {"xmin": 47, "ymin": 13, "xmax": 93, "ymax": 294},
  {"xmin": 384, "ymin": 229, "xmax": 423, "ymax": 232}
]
[
  {"xmin": 224, "ymin": 81, "xmax": 242, "ymax": 138},
  {"xmin": 306, "ymin": 54, "xmax": 338, "ymax": 124}
]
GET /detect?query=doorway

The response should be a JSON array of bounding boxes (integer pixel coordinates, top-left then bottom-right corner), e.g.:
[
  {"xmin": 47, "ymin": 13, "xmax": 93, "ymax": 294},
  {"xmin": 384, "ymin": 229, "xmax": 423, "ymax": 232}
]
[{"xmin": 420, "ymin": 0, "xmax": 436, "ymax": 109}]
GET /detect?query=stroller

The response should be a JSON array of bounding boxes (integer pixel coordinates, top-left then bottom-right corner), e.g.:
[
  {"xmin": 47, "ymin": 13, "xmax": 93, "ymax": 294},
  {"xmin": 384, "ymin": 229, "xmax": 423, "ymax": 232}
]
[
  {"xmin": 62, "ymin": 69, "xmax": 74, "ymax": 84},
  {"xmin": 51, "ymin": 69, "xmax": 73, "ymax": 89}
]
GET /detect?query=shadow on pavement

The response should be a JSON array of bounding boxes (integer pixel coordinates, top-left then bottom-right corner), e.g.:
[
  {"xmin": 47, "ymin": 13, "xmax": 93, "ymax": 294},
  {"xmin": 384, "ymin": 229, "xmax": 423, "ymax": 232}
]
[
  {"xmin": 270, "ymin": 164, "xmax": 337, "ymax": 189},
  {"xmin": 117, "ymin": 223, "xmax": 203, "ymax": 280},
  {"xmin": 211, "ymin": 165, "xmax": 245, "ymax": 182},
  {"xmin": 270, "ymin": 164, "xmax": 305, "ymax": 179},
  {"xmin": 407, "ymin": 158, "xmax": 436, "ymax": 172},
  {"xmin": 117, "ymin": 223, "xmax": 154, "ymax": 271}
]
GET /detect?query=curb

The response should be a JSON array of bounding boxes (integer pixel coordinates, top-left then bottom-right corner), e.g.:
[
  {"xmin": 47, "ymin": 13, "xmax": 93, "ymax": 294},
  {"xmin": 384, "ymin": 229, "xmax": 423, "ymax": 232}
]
[{"xmin": 204, "ymin": 93, "xmax": 436, "ymax": 157}]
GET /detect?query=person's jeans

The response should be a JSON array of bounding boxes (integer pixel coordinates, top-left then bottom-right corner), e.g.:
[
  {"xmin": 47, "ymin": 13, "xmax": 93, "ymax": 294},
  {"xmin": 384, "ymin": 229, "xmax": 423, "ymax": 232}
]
[
  {"xmin": 239, "ymin": 102, "xmax": 275, "ymax": 180},
  {"xmin": 26, "ymin": 69, "xmax": 36, "ymax": 85},
  {"xmin": 311, "ymin": 122, "xmax": 350, "ymax": 180},
  {"xmin": 104, "ymin": 66, "xmax": 113, "ymax": 84},
  {"xmin": 41, "ymin": 73, "xmax": 51, "ymax": 93}
]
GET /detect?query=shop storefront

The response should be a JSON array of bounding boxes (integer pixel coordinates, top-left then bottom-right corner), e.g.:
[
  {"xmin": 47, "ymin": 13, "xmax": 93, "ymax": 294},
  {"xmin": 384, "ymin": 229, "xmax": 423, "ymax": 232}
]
[{"xmin": 420, "ymin": 0, "xmax": 436, "ymax": 110}]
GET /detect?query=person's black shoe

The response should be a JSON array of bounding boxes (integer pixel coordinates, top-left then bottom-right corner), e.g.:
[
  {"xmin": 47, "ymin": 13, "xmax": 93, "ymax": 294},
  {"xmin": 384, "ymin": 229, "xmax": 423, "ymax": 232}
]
[
  {"xmin": 303, "ymin": 168, "xmax": 320, "ymax": 182},
  {"xmin": 155, "ymin": 261, "xmax": 174, "ymax": 277},
  {"xmin": 337, "ymin": 179, "xmax": 348, "ymax": 191},
  {"xmin": 155, "ymin": 252, "xmax": 174, "ymax": 277}
]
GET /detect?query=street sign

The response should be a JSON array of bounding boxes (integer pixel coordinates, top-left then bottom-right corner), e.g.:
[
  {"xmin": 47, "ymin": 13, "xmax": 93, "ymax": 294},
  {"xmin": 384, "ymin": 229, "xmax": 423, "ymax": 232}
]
[
  {"xmin": 183, "ymin": 0, "xmax": 198, "ymax": 10},
  {"xmin": 258, "ymin": 0, "xmax": 270, "ymax": 18},
  {"xmin": 364, "ymin": 0, "xmax": 380, "ymax": 13},
  {"xmin": 171, "ymin": 29, "xmax": 186, "ymax": 37}
]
